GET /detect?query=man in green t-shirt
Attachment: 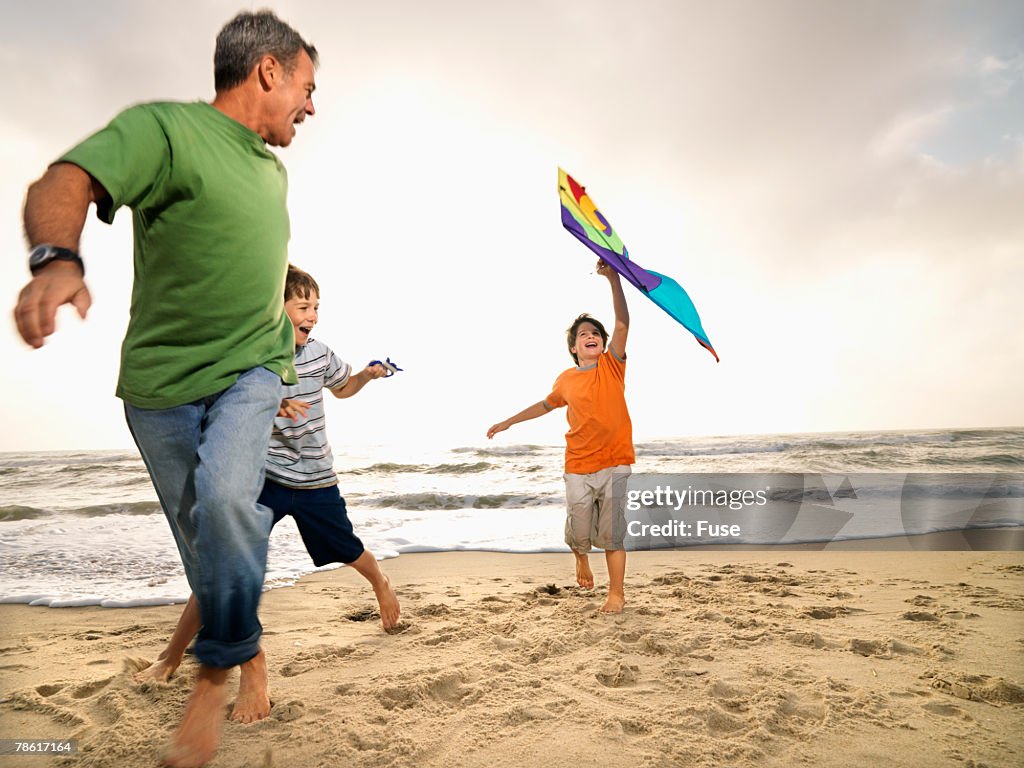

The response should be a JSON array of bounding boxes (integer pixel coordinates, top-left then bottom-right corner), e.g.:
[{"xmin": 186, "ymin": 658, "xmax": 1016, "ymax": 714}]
[{"xmin": 13, "ymin": 11, "xmax": 318, "ymax": 767}]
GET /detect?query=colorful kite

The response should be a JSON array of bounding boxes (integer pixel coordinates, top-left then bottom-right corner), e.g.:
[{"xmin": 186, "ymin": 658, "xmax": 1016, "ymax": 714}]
[{"xmin": 558, "ymin": 167, "xmax": 719, "ymax": 362}]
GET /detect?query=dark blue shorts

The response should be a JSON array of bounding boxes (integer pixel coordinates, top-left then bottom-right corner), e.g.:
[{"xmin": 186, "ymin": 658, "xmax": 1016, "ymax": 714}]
[{"xmin": 260, "ymin": 479, "xmax": 365, "ymax": 567}]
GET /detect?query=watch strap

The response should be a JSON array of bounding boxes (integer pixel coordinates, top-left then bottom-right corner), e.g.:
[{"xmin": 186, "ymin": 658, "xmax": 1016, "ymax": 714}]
[{"xmin": 29, "ymin": 244, "xmax": 85, "ymax": 277}]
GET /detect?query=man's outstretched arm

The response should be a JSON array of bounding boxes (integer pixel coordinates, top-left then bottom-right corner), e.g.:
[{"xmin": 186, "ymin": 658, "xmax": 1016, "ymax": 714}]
[{"xmin": 15, "ymin": 163, "xmax": 108, "ymax": 348}]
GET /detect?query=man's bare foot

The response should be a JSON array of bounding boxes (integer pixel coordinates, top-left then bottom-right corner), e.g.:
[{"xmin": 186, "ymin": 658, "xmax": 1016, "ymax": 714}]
[
  {"xmin": 230, "ymin": 648, "xmax": 271, "ymax": 724},
  {"xmin": 600, "ymin": 593, "xmax": 626, "ymax": 614},
  {"xmin": 373, "ymin": 576, "xmax": 401, "ymax": 630},
  {"xmin": 162, "ymin": 665, "xmax": 228, "ymax": 768},
  {"xmin": 134, "ymin": 655, "xmax": 181, "ymax": 684},
  {"xmin": 574, "ymin": 552, "xmax": 595, "ymax": 589}
]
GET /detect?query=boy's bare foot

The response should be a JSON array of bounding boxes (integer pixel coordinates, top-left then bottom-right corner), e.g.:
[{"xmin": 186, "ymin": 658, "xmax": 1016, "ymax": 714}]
[
  {"xmin": 600, "ymin": 593, "xmax": 626, "ymax": 614},
  {"xmin": 162, "ymin": 665, "xmax": 228, "ymax": 768},
  {"xmin": 373, "ymin": 575, "xmax": 401, "ymax": 630},
  {"xmin": 348, "ymin": 552, "xmax": 401, "ymax": 631},
  {"xmin": 574, "ymin": 552, "xmax": 595, "ymax": 589},
  {"xmin": 230, "ymin": 647, "xmax": 271, "ymax": 723},
  {"xmin": 134, "ymin": 655, "xmax": 180, "ymax": 684}
]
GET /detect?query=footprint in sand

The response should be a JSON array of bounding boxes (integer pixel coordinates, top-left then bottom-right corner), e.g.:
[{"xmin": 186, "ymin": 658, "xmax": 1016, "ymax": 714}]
[
  {"xmin": 928, "ymin": 673, "xmax": 1024, "ymax": 704},
  {"xmin": 706, "ymin": 706, "xmax": 746, "ymax": 735},
  {"xmin": 776, "ymin": 690, "xmax": 828, "ymax": 724},
  {"xmin": 786, "ymin": 632, "xmax": 829, "ymax": 649},
  {"xmin": 596, "ymin": 662, "xmax": 639, "ymax": 688},
  {"xmin": 279, "ymin": 646, "xmax": 356, "ymax": 678},
  {"xmin": 385, "ymin": 621, "xmax": 413, "ymax": 635},
  {"xmin": 942, "ymin": 610, "xmax": 981, "ymax": 620},
  {"xmin": 416, "ymin": 603, "xmax": 452, "ymax": 618},
  {"xmin": 71, "ymin": 676, "xmax": 115, "ymax": 699},
  {"xmin": 921, "ymin": 701, "xmax": 973, "ymax": 719},
  {"xmin": 420, "ymin": 631, "xmax": 457, "ymax": 647},
  {"xmin": 7, "ymin": 687, "xmax": 86, "ymax": 728},
  {"xmin": 805, "ymin": 606, "xmax": 854, "ymax": 619},
  {"xmin": 651, "ymin": 572, "xmax": 689, "ymax": 586},
  {"xmin": 344, "ymin": 607, "xmax": 379, "ymax": 622},
  {"xmin": 271, "ymin": 700, "xmax": 305, "ymax": 722},
  {"xmin": 377, "ymin": 671, "xmax": 478, "ymax": 710},
  {"xmin": 901, "ymin": 611, "xmax": 941, "ymax": 622},
  {"xmin": 848, "ymin": 638, "xmax": 923, "ymax": 658}
]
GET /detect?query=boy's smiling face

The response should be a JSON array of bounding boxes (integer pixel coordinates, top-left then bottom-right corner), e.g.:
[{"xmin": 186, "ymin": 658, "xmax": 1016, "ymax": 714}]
[
  {"xmin": 571, "ymin": 321, "xmax": 605, "ymax": 365},
  {"xmin": 285, "ymin": 291, "xmax": 319, "ymax": 347}
]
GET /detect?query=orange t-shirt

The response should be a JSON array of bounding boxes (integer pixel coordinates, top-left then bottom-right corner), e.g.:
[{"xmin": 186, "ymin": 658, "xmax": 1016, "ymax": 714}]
[{"xmin": 544, "ymin": 348, "xmax": 635, "ymax": 474}]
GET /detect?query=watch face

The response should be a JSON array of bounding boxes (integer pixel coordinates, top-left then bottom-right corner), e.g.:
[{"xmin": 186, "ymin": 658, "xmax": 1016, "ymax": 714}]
[{"xmin": 29, "ymin": 245, "xmax": 52, "ymax": 270}]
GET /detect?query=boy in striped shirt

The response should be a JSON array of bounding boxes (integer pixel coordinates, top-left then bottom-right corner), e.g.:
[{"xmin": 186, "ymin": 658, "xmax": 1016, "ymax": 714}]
[{"xmin": 135, "ymin": 265, "xmax": 399, "ymax": 722}]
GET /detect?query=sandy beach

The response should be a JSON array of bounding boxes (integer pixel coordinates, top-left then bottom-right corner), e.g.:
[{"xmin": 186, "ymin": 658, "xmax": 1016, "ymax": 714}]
[{"xmin": 1, "ymin": 536, "xmax": 1022, "ymax": 767}]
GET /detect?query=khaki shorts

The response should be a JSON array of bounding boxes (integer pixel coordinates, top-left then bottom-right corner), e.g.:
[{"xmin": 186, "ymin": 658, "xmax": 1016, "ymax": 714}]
[{"xmin": 563, "ymin": 465, "xmax": 632, "ymax": 552}]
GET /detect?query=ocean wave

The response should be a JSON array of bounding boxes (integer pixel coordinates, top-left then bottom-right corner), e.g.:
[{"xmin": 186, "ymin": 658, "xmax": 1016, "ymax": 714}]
[
  {"xmin": 0, "ymin": 595, "xmax": 187, "ymax": 608},
  {"xmin": 642, "ymin": 432, "xmax": 945, "ymax": 456},
  {"xmin": 635, "ymin": 441, "xmax": 791, "ymax": 457},
  {"xmin": 898, "ymin": 477, "xmax": 1024, "ymax": 501},
  {"xmin": 371, "ymin": 492, "xmax": 558, "ymax": 510},
  {"xmin": 903, "ymin": 453, "xmax": 1024, "ymax": 469},
  {"xmin": 636, "ymin": 429, "xmax": 1022, "ymax": 467},
  {"xmin": 72, "ymin": 501, "xmax": 163, "ymax": 517},
  {"xmin": 451, "ymin": 445, "xmax": 551, "ymax": 458},
  {"xmin": 0, "ymin": 505, "xmax": 48, "ymax": 521},
  {"xmin": 965, "ymin": 453, "xmax": 1024, "ymax": 468},
  {"xmin": 345, "ymin": 461, "xmax": 496, "ymax": 476},
  {"xmin": 1, "ymin": 501, "xmax": 165, "ymax": 519},
  {"xmin": 0, "ymin": 451, "xmax": 139, "ymax": 470},
  {"xmin": 950, "ymin": 428, "xmax": 1024, "ymax": 442},
  {"xmin": 426, "ymin": 462, "xmax": 493, "ymax": 475},
  {"xmin": 344, "ymin": 462, "xmax": 428, "ymax": 475},
  {"xmin": 56, "ymin": 463, "xmax": 147, "ymax": 477}
]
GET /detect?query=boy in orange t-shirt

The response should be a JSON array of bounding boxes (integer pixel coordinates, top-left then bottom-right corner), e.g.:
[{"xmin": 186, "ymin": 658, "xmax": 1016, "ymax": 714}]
[{"xmin": 487, "ymin": 260, "xmax": 633, "ymax": 613}]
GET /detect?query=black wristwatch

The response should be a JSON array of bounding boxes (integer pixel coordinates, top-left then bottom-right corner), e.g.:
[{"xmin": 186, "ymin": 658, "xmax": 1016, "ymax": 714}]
[{"xmin": 29, "ymin": 244, "xmax": 85, "ymax": 277}]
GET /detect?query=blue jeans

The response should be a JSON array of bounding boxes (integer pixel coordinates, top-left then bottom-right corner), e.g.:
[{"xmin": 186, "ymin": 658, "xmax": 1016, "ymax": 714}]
[{"xmin": 124, "ymin": 366, "xmax": 282, "ymax": 668}]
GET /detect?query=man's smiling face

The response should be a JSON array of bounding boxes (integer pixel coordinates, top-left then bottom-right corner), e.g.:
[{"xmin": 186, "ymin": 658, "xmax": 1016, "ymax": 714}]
[{"xmin": 262, "ymin": 49, "xmax": 316, "ymax": 147}]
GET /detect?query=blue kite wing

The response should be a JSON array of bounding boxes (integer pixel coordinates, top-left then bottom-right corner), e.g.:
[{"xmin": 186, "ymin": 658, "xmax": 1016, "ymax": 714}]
[{"xmin": 646, "ymin": 271, "xmax": 719, "ymax": 361}]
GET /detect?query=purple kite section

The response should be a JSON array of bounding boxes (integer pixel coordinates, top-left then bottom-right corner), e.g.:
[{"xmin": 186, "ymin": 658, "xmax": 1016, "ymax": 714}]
[{"xmin": 559, "ymin": 205, "xmax": 662, "ymax": 293}]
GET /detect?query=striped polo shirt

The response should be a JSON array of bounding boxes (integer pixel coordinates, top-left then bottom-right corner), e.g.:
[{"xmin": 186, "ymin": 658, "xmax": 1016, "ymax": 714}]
[{"xmin": 265, "ymin": 339, "xmax": 351, "ymax": 488}]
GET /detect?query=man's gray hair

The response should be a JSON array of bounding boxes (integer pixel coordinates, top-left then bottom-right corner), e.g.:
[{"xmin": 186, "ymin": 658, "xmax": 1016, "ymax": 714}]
[{"xmin": 214, "ymin": 9, "xmax": 318, "ymax": 91}]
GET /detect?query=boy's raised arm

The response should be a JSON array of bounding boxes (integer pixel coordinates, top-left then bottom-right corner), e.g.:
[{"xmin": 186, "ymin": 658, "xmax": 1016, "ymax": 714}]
[
  {"xmin": 330, "ymin": 363, "xmax": 388, "ymax": 399},
  {"xmin": 597, "ymin": 260, "xmax": 629, "ymax": 357},
  {"xmin": 487, "ymin": 400, "xmax": 553, "ymax": 439}
]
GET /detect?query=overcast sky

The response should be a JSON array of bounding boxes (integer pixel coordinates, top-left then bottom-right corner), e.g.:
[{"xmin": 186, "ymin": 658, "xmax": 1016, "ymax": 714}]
[{"xmin": 2, "ymin": 0, "xmax": 1022, "ymax": 453}]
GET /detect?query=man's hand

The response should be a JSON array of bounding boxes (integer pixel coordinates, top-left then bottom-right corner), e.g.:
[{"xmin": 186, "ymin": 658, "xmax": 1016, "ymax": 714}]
[{"xmin": 14, "ymin": 261, "xmax": 92, "ymax": 348}]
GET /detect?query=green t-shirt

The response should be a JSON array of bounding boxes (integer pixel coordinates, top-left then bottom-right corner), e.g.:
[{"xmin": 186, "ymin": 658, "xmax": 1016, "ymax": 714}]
[{"xmin": 60, "ymin": 101, "xmax": 297, "ymax": 409}]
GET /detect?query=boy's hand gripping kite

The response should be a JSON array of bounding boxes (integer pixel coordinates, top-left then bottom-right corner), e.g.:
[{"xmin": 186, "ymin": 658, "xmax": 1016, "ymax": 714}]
[{"xmin": 368, "ymin": 357, "xmax": 403, "ymax": 377}]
